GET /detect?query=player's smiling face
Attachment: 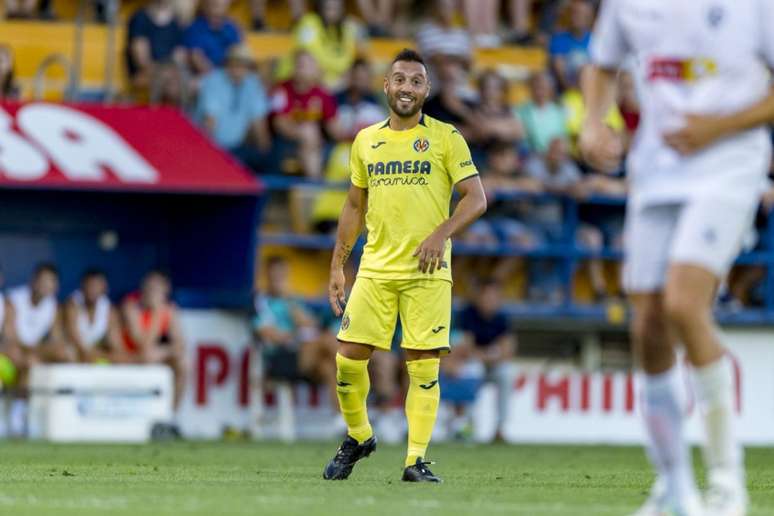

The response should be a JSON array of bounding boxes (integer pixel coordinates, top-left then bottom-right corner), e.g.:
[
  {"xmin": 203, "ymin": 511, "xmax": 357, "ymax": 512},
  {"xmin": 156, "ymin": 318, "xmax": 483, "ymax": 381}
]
[{"xmin": 384, "ymin": 61, "xmax": 431, "ymax": 119}]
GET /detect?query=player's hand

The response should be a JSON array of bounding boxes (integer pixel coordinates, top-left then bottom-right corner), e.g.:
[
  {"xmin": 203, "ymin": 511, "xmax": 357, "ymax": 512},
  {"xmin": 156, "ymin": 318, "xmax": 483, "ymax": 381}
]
[
  {"xmin": 328, "ymin": 267, "xmax": 347, "ymax": 317},
  {"xmin": 579, "ymin": 122, "xmax": 624, "ymax": 173},
  {"xmin": 663, "ymin": 114, "xmax": 729, "ymax": 155},
  {"xmin": 413, "ymin": 230, "xmax": 447, "ymax": 274}
]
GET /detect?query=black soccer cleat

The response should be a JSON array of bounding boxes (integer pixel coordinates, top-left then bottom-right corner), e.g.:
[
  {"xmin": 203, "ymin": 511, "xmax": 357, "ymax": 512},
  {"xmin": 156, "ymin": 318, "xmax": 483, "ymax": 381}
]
[
  {"xmin": 401, "ymin": 458, "xmax": 442, "ymax": 483},
  {"xmin": 322, "ymin": 435, "xmax": 377, "ymax": 480}
]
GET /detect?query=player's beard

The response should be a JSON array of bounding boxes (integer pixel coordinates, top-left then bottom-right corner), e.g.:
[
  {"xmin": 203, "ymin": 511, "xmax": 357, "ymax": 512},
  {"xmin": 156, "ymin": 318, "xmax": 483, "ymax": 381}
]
[{"xmin": 388, "ymin": 92, "xmax": 425, "ymax": 119}]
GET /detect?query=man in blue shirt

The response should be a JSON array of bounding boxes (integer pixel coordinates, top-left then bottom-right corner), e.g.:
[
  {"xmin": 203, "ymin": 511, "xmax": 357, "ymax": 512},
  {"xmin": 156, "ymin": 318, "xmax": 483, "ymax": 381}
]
[
  {"xmin": 126, "ymin": 0, "xmax": 185, "ymax": 91},
  {"xmin": 195, "ymin": 44, "xmax": 271, "ymax": 172},
  {"xmin": 184, "ymin": 0, "xmax": 242, "ymax": 75},
  {"xmin": 549, "ymin": 0, "xmax": 594, "ymax": 91}
]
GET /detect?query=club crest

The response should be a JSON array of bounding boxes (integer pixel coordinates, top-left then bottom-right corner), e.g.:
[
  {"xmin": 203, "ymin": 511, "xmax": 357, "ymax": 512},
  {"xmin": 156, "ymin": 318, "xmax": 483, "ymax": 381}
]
[{"xmin": 413, "ymin": 138, "xmax": 430, "ymax": 153}]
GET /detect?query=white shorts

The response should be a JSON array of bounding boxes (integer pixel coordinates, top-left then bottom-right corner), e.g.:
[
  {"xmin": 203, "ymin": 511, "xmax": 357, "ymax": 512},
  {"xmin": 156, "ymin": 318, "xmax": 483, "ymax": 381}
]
[{"xmin": 622, "ymin": 196, "xmax": 758, "ymax": 293}]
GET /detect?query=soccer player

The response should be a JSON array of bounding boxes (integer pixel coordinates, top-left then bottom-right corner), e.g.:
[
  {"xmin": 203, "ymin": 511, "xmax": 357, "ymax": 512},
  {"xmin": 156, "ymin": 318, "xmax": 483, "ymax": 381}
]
[
  {"xmin": 322, "ymin": 49, "xmax": 487, "ymax": 482},
  {"xmin": 581, "ymin": 1, "xmax": 774, "ymax": 515}
]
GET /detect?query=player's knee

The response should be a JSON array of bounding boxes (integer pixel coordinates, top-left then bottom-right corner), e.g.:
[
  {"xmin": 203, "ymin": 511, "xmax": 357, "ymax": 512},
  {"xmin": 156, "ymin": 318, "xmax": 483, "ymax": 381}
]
[{"xmin": 663, "ymin": 287, "xmax": 702, "ymax": 329}]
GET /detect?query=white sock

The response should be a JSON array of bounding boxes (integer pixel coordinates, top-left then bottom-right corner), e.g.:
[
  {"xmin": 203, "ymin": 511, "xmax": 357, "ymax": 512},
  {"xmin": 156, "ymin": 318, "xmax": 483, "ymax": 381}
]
[
  {"xmin": 692, "ymin": 355, "xmax": 744, "ymax": 481},
  {"xmin": 9, "ymin": 398, "xmax": 27, "ymax": 437},
  {"xmin": 641, "ymin": 367, "xmax": 697, "ymax": 501}
]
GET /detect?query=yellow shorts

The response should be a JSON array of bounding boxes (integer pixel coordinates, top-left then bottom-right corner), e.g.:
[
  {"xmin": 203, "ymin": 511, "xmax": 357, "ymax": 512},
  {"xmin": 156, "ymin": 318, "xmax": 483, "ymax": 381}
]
[{"xmin": 337, "ymin": 277, "xmax": 451, "ymax": 352}]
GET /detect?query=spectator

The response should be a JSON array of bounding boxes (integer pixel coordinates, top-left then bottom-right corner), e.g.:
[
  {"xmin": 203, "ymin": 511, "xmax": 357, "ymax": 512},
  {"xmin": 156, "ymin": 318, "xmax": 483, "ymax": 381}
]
[
  {"xmin": 0, "ymin": 43, "xmax": 19, "ymax": 100},
  {"xmin": 121, "ymin": 270, "xmax": 186, "ymax": 409},
  {"xmin": 470, "ymin": 69, "xmax": 525, "ymax": 156},
  {"xmin": 415, "ymin": 0, "xmax": 473, "ymax": 87},
  {"xmin": 517, "ymin": 71, "xmax": 567, "ymax": 154},
  {"xmin": 270, "ymin": 50, "xmax": 339, "ymax": 178},
  {"xmin": 549, "ymin": 0, "xmax": 594, "ymax": 92},
  {"xmin": 254, "ymin": 256, "xmax": 338, "ymax": 410},
  {"xmin": 422, "ymin": 56, "xmax": 478, "ymax": 141},
  {"xmin": 183, "ymin": 0, "xmax": 242, "ymax": 76},
  {"xmin": 291, "ymin": 0, "xmax": 363, "ymax": 91},
  {"xmin": 64, "ymin": 269, "xmax": 126, "ymax": 364},
  {"xmin": 525, "ymin": 137, "xmax": 610, "ymax": 301},
  {"xmin": 126, "ymin": 0, "xmax": 186, "ymax": 92},
  {"xmin": 195, "ymin": 44, "xmax": 271, "ymax": 172},
  {"xmin": 461, "ymin": 0, "xmax": 500, "ymax": 48},
  {"xmin": 2, "ymin": 263, "xmax": 69, "ymax": 436},
  {"xmin": 150, "ymin": 60, "xmax": 189, "ymax": 108},
  {"xmin": 356, "ymin": 0, "xmax": 400, "ymax": 37},
  {"xmin": 5, "ymin": 0, "xmax": 38, "ymax": 19},
  {"xmin": 447, "ymin": 280, "xmax": 517, "ymax": 436},
  {"xmin": 311, "ymin": 59, "xmax": 386, "ymax": 233}
]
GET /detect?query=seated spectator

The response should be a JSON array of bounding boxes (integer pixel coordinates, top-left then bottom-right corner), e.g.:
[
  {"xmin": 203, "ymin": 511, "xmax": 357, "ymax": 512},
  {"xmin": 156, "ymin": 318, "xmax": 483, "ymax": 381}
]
[
  {"xmin": 2, "ymin": 263, "xmax": 69, "ymax": 436},
  {"xmin": 278, "ymin": 0, "xmax": 364, "ymax": 91},
  {"xmin": 122, "ymin": 270, "xmax": 186, "ymax": 409},
  {"xmin": 311, "ymin": 59, "xmax": 386, "ymax": 233},
  {"xmin": 150, "ymin": 60, "xmax": 189, "ymax": 108},
  {"xmin": 525, "ymin": 137, "xmax": 610, "ymax": 301},
  {"xmin": 195, "ymin": 44, "xmax": 271, "ymax": 172},
  {"xmin": 64, "ymin": 269, "xmax": 126, "ymax": 364},
  {"xmin": 356, "ymin": 0, "xmax": 399, "ymax": 37},
  {"xmin": 270, "ymin": 50, "xmax": 339, "ymax": 178},
  {"xmin": 516, "ymin": 71, "xmax": 567, "ymax": 154},
  {"xmin": 415, "ymin": 0, "xmax": 473, "ymax": 87},
  {"xmin": 126, "ymin": 0, "xmax": 186, "ymax": 93},
  {"xmin": 549, "ymin": 0, "xmax": 593, "ymax": 92},
  {"xmin": 184, "ymin": 0, "xmax": 242, "ymax": 77},
  {"xmin": 422, "ymin": 56, "xmax": 478, "ymax": 142},
  {"xmin": 470, "ymin": 69, "xmax": 524, "ymax": 157},
  {"xmin": 0, "ymin": 43, "xmax": 20, "ymax": 100},
  {"xmin": 445, "ymin": 280, "xmax": 517, "ymax": 436},
  {"xmin": 254, "ymin": 256, "xmax": 338, "ymax": 410},
  {"xmin": 4, "ymin": 0, "xmax": 38, "ymax": 19}
]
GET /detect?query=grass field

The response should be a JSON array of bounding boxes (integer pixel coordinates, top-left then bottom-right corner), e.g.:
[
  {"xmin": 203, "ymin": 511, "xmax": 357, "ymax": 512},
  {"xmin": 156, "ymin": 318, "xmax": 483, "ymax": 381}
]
[{"xmin": 0, "ymin": 442, "xmax": 772, "ymax": 516}]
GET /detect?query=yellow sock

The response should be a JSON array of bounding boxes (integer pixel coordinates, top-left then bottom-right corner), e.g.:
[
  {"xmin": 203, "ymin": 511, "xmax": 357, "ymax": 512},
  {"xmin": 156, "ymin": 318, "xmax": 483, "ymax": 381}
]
[
  {"xmin": 405, "ymin": 358, "xmax": 441, "ymax": 467},
  {"xmin": 335, "ymin": 353, "xmax": 373, "ymax": 443}
]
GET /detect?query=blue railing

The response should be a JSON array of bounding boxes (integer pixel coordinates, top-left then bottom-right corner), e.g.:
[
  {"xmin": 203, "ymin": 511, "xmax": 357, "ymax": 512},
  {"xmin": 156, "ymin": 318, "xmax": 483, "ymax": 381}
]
[{"xmin": 258, "ymin": 175, "xmax": 774, "ymax": 325}]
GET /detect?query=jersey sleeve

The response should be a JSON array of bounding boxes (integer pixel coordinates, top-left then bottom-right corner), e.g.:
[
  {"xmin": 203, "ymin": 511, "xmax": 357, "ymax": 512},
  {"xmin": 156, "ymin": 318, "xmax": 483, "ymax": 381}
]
[
  {"xmin": 445, "ymin": 127, "xmax": 478, "ymax": 184},
  {"xmin": 349, "ymin": 134, "xmax": 368, "ymax": 189},
  {"xmin": 589, "ymin": 0, "xmax": 629, "ymax": 69}
]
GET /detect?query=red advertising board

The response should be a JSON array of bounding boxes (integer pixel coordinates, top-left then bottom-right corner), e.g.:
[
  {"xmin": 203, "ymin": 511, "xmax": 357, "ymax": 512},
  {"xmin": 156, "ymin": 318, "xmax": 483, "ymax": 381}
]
[{"xmin": 0, "ymin": 102, "xmax": 260, "ymax": 195}]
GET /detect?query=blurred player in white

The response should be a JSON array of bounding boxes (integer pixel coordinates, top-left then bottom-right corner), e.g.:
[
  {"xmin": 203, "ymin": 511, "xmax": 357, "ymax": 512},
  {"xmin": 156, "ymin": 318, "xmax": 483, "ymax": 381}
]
[{"xmin": 581, "ymin": 1, "xmax": 774, "ymax": 515}]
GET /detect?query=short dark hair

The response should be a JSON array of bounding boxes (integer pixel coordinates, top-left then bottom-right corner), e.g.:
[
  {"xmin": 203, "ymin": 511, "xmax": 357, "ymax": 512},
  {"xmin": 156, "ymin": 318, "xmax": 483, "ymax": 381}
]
[
  {"xmin": 34, "ymin": 262, "xmax": 58, "ymax": 278},
  {"xmin": 266, "ymin": 255, "xmax": 287, "ymax": 269},
  {"xmin": 391, "ymin": 48, "xmax": 426, "ymax": 71},
  {"xmin": 81, "ymin": 268, "xmax": 106, "ymax": 282}
]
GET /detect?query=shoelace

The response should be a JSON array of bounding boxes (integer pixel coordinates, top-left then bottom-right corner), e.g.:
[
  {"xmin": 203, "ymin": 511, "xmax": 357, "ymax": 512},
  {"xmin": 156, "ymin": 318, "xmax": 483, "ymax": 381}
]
[
  {"xmin": 415, "ymin": 461, "xmax": 436, "ymax": 474},
  {"xmin": 335, "ymin": 441, "xmax": 359, "ymax": 462}
]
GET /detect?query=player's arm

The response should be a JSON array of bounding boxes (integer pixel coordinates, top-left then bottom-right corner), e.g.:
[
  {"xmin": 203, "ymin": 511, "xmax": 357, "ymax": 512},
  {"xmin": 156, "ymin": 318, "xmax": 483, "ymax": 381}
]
[
  {"xmin": 329, "ymin": 184, "xmax": 367, "ymax": 316},
  {"xmin": 579, "ymin": 66, "xmax": 624, "ymax": 172},
  {"xmin": 414, "ymin": 175, "xmax": 487, "ymax": 274},
  {"xmin": 664, "ymin": 89, "xmax": 774, "ymax": 155}
]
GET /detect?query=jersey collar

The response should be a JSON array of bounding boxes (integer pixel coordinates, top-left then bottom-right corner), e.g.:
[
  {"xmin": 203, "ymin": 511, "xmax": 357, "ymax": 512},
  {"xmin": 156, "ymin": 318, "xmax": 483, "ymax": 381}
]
[{"xmin": 380, "ymin": 114, "xmax": 427, "ymax": 129}]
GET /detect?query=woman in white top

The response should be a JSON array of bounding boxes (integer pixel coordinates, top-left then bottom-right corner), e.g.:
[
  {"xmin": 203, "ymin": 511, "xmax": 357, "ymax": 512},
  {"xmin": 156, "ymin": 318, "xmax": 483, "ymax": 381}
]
[{"xmin": 64, "ymin": 269, "xmax": 125, "ymax": 363}]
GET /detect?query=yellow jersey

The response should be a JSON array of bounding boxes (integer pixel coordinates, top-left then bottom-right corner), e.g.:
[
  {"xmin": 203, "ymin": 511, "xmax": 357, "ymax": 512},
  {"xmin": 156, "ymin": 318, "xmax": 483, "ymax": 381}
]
[{"xmin": 350, "ymin": 114, "xmax": 478, "ymax": 283}]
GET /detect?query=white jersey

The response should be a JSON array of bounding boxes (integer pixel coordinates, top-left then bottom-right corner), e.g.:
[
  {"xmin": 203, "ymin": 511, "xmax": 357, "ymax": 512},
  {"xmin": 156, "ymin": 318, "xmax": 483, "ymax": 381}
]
[
  {"xmin": 9, "ymin": 286, "xmax": 57, "ymax": 347},
  {"xmin": 71, "ymin": 291, "xmax": 110, "ymax": 347},
  {"xmin": 591, "ymin": 0, "xmax": 774, "ymax": 205}
]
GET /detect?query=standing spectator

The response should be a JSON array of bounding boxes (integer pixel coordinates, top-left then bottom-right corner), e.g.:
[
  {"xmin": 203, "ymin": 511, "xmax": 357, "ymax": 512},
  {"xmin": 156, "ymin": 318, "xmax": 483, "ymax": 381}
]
[
  {"xmin": 0, "ymin": 44, "xmax": 20, "ymax": 100},
  {"xmin": 449, "ymin": 280, "xmax": 517, "ymax": 436},
  {"xmin": 64, "ymin": 269, "xmax": 126, "ymax": 364},
  {"xmin": 125, "ymin": 0, "xmax": 186, "ymax": 92},
  {"xmin": 183, "ymin": 0, "xmax": 242, "ymax": 76},
  {"xmin": 2, "ymin": 263, "xmax": 69, "ymax": 436},
  {"xmin": 549, "ymin": 0, "xmax": 594, "ymax": 92},
  {"xmin": 283, "ymin": 0, "xmax": 364, "ymax": 91},
  {"xmin": 517, "ymin": 71, "xmax": 567, "ymax": 154},
  {"xmin": 415, "ymin": 0, "xmax": 473, "ymax": 87},
  {"xmin": 270, "ymin": 50, "xmax": 339, "ymax": 178},
  {"xmin": 195, "ymin": 44, "xmax": 271, "ymax": 172},
  {"xmin": 254, "ymin": 256, "xmax": 338, "ymax": 410},
  {"xmin": 121, "ymin": 271, "xmax": 186, "ymax": 410},
  {"xmin": 461, "ymin": 0, "xmax": 500, "ymax": 48},
  {"xmin": 312, "ymin": 59, "xmax": 386, "ymax": 232},
  {"xmin": 470, "ymin": 69, "xmax": 524, "ymax": 156}
]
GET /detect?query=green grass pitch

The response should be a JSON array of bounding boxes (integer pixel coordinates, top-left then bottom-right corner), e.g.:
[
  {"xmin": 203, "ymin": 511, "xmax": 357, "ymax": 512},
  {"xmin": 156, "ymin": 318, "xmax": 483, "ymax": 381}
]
[{"xmin": 0, "ymin": 442, "xmax": 772, "ymax": 515}]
